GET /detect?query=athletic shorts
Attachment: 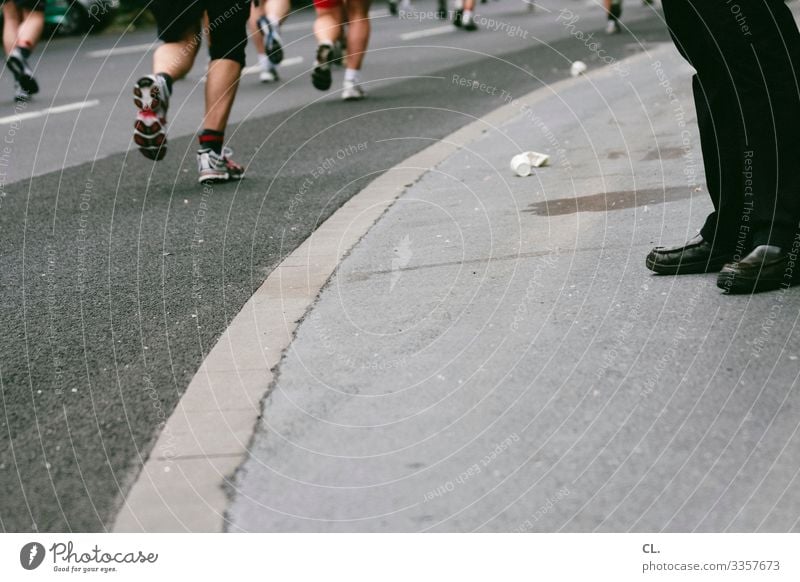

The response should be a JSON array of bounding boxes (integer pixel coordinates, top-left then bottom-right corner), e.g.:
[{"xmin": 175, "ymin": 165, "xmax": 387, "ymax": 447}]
[
  {"xmin": 7, "ymin": 0, "xmax": 45, "ymax": 12},
  {"xmin": 313, "ymin": 0, "xmax": 342, "ymax": 9},
  {"xmin": 149, "ymin": 0, "xmax": 250, "ymax": 66}
]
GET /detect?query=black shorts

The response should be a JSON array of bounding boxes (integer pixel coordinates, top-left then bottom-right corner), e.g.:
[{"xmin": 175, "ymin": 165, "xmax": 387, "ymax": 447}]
[{"xmin": 150, "ymin": 0, "xmax": 250, "ymax": 66}]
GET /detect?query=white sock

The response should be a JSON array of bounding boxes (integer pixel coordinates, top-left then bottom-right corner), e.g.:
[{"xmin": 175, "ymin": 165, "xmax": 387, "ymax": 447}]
[
  {"xmin": 345, "ymin": 68, "xmax": 360, "ymax": 84},
  {"xmin": 258, "ymin": 53, "xmax": 269, "ymax": 69},
  {"xmin": 463, "ymin": 9, "xmax": 473, "ymax": 20},
  {"xmin": 267, "ymin": 17, "xmax": 280, "ymax": 31}
]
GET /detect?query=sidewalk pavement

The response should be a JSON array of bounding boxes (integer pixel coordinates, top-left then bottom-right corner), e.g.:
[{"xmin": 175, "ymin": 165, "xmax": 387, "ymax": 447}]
[{"xmin": 227, "ymin": 42, "xmax": 800, "ymax": 532}]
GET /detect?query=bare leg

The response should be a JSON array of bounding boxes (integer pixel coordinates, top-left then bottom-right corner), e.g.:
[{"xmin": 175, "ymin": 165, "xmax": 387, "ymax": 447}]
[
  {"xmin": 266, "ymin": 0, "xmax": 290, "ymax": 23},
  {"xmin": 152, "ymin": 26, "xmax": 200, "ymax": 80},
  {"xmin": 249, "ymin": 2, "xmax": 266, "ymax": 54},
  {"xmin": 3, "ymin": 6, "xmax": 44, "ymax": 53},
  {"xmin": 16, "ymin": 9, "xmax": 43, "ymax": 48},
  {"xmin": 2, "ymin": 3, "xmax": 22, "ymax": 55},
  {"xmin": 314, "ymin": 6, "xmax": 342, "ymax": 44},
  {"xmin": 344, "ymin": 0, "xmax": 370, "ymax": 70},
  {"xmin": 203, "ymin": 59, "xmax": 241, "ymax": 132}
]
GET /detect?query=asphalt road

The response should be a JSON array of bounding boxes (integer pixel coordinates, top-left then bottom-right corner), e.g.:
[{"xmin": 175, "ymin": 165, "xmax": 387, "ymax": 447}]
[{"xmin": 0, "ymin": 0, "xmax": 671, "ymax": 532}]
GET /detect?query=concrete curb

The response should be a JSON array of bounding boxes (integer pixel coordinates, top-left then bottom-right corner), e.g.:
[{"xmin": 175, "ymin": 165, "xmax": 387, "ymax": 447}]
[{"xmin": 112, "ymin": 46, "xmax": 665, "ymax": 532}]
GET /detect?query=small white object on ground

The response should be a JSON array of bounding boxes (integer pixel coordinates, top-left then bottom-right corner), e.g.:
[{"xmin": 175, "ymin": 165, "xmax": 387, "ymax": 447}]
[
  {"xmin": 510, "ymin": 151, "xmax": 550, "ymax": 176},
  {"xmin": 570, "ymin": 60, "xmax": 588, "ymax": 77},
  {"xmin": 526, "ymin": 151, "xmax": 550, "ymax": 167},
  {"xmin": 510, "ymin": 153, "xmax": 532, "ymax": 177}
]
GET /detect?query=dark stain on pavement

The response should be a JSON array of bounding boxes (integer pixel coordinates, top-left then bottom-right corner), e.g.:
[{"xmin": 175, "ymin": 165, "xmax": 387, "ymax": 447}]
[
  {"xmin": 525, "ymin": 186, "xmax": 696, "ymax": 216},
  {"xmin": 641, "ymin": 147, "xmax": 685, "ymax": 161}
]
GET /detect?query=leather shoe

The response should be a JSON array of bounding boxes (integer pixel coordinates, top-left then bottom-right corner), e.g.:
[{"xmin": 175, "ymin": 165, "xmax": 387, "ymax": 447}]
[
  {"xmin": 717, "ymin": 245, "xmax": 798, "ymax": 294},
  {"xmin": 646, "ymin": 234, "xmax": 732, "ymax": 275}
]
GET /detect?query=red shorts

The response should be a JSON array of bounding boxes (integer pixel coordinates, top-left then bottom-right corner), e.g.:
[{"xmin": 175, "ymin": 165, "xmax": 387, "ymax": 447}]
[{"xmin": 313, "ymin": 0, "xmax": 342, "ymax": 9}]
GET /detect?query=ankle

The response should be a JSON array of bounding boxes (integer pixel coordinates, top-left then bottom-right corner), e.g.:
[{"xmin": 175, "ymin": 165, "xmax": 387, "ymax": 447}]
[
  {"xmin": 199, "ymin": 129, "xmax": 224, "ymax": 154},
  {"xmin": 344, "ymin": 68, "xmax": 360, "ymax": 84},
  {"xmin": 155, "ymin": 72, "xmax": 174, "ymax": 94}
]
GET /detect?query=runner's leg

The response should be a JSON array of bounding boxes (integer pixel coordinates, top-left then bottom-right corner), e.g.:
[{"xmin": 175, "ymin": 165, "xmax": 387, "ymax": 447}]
[
  {"xmin": 340, "ymin": 0, "xmax": 370, "ymax": 99},
  {"xmin": 4, "ymin": 1, "xmax": 45, "ymax": 98},
  {"xmin": 311, "ymin": 0, "xmax": 343, "ymax": 90},
  {"xmin": 197, "ymin": 0, "xmax": 249, "ymax": 182}
]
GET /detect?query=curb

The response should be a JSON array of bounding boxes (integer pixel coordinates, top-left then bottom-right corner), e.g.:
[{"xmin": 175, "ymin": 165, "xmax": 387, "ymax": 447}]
[{"xmin": 112, "ymin": 46, "xmax": 664, "ymax": 532}]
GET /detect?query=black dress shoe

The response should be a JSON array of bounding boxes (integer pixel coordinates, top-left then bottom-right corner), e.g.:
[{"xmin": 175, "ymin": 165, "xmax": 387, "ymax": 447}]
[
  {"xmin": 717, "ymin": 245, "xmax": 798, "ymax": 294},
  {"xmin": 646, "ymin": 234, "xmax": 732, "ymax": 275}
]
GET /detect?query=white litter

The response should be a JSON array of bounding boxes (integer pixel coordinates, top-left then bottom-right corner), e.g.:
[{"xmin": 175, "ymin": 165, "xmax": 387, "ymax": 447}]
[
  {"xmin": 571, "ymin": 60, "xmax": 588, "ymax": 77},
  {"xmin": 510, "ymin": 151, "xmax": 550, "ymax": 176}
]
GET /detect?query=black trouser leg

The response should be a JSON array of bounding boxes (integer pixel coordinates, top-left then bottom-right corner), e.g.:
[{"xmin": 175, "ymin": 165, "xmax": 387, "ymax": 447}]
[
  {"xmin": 692, "ymin": 75, "xmax": 747, "ymax": 253},
  {"xmin": 662, "ymin": 0, "xmax": 800, "ymax": 250},
  {"xmin": 663, "ymin": 0, "xmax": 745, "ymax": 251}
]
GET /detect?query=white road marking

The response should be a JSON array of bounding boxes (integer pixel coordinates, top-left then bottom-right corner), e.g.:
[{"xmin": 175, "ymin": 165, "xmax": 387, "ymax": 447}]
[
  {"xmin": 87, "ymin": 43, "xmax": 156, "ymax": 58},
  {"xmin": 0, "ymin": 100, "xmax": 100, "ymax": 125},
  {"xmin": 399, "ymin": 24, "xmax": 455, "ymax": 40},
  {"xmin": 241, "ymin": 56, "xmax": 304, "ymax": 76}
]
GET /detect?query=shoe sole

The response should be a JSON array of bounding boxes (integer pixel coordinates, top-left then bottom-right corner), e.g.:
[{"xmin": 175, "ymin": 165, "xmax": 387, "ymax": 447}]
[
  {"xmin": 198, "ymin": 172, "xmax": 244, "ymax": 184},
  {"xmin": 342, "ymin": 91, "xmax": 365, "ymax": 101},
  {"xmin": 312, "ymin": 57, "xmax": 332, "ymax": 91},
  {"xmin": 266, "ymin": 34, "xmax": 284, "ymax": 65},
  {"xmin": 133, "ymin": 77, "xmax": 167, "ymax": 161},
  {"xmin": 645, "ymin": 255, "xmax": 730, "ymax": 275},
  {"xmin": 716, "ymin": 270, "xmax": 786, "ymax": 294},
  {"xmin": 7, "ymin": 55, "xmax": 39, "ymax": 95}
]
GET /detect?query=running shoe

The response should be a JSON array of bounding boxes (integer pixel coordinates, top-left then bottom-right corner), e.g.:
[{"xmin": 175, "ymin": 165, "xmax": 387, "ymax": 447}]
[
  {"xmin": 133, "ymin": 74, "xmax": 170, "ymax": 161},
  {"xmin": 453, "ymin": 8, "xmax": 463, "ymax": 27},
  {"xmin": 312, "ymin": 44, "xmax": 333, "ymax": 91},
  {"xmin": 259, "ymin": 16, "xmax": 284, "ymax": 65},
  {"xmin": 197, "ymin": 147, "xmax": 245, "ymax": 184},
  {"xmin": 463, "ymin": 13, "xmax": 477, "ymax": 30},
  {"xmin": 13, "ymin": 81, "xmax": 30, "ymax": 103},
  {"xmin": 6, "ymin": 47, "xmax": 39, "ymax": 96},
  {"xmin": 605, "ymin": 19, "xmax": 621, "ymax": 34},
  {"xmin": 388, "ymin": 0, "xmax": 398, "ymax": 15},
  {"xmin": 436, "ymin": 0, "xmax": 447, "ymax": 19},
  {"xmin": 342, "ymin": 80, "xmax": 365, "ymax": 101},
  {"xmin": 260, "ymin": 65, "xmax": 279, "ymax": 83}
]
